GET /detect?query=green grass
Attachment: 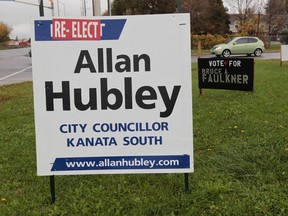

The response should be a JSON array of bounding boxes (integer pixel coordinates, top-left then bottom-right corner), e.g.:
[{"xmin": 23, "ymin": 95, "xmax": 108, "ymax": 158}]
[
  {"xmin": 0, "ymin": 42, "xmax": 7, "ymax": 50},
  {"xmin": 266, "ymin": 44, "xmax": 281, "ymax": 51},
  {"xmin": 1, "ymin": 60, "xmax": 288, "ymax": 215}
]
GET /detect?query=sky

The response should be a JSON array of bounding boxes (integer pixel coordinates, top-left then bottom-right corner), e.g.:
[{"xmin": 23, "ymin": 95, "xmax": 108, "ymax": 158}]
[
  {"xmin": 0, "ymin": 0, "xmax": 109, "ymax": 39},
  {"xmin": 0, "ymin": 0, "xmax": 231, "ymax": 40}
]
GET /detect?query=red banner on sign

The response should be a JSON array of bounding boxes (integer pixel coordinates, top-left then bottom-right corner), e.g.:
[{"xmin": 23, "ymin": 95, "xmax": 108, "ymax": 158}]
[{"xmin": 52, "ymin": 18, "xmax": 102, "ymax": 40}]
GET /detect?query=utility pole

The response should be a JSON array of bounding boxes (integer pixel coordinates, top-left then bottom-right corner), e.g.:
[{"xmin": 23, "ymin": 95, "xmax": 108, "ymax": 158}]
[
  {"xmin": 108, "ymin": 0, "xmax": 111, "ymax": 16},
  {"xmin": 82, "ymin": 0, "xmax": 87, "ymax": 16},
  {"xmin": 9, "ymin": 0, "xmax": 51, "ymax": 17},
  {"xmin": 92, "ymin": 0, "xmax": 101, "ymax": 16},
  {"xmin": 39, "ymin": 0, "xmax": 44, "ymax": 17},
  {"xmin": 92, "ymin": 0, "xmax": 111, "ymax": 16},
  {"xmin": 84, "ymin": 0, "xmax": 87, "ymax": 16},
  {"xmin": 57, "ymin": 0, "xmax": 60, "ymax": 16},
  {"xmin": 177, "ymin": 0, "xmax": 182, "ymax": 13},
  {"xmin": 49, "ymin": 0, "xmax": 55, "ymax": 16}
]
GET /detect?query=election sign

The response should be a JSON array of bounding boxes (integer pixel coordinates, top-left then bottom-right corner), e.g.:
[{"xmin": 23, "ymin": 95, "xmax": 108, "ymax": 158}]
[
  {"xmin": 281, "ymin": 45, "xmax": 288, "ymax": 62},
  {"xmin": 198, "ymin": 58, "xmax": 254, "ymax": 91},
  {"xmin": 32, "ymin": 14, "xmax": 193, "ymax": 176}
]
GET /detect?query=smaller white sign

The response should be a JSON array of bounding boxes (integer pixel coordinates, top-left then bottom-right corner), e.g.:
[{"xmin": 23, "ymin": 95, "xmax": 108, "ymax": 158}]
[{"xmin": 281, "ymin": 45, "xmax": 288, "ymax": 61}]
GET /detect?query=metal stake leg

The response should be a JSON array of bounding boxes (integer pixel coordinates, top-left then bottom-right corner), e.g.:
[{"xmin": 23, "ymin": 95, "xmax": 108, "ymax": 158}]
[
  {"xmin": 50, "ymin": 176, "xmax": 56, "ymax": 204},
  {"xmin": 184, "ymin": 173, "xmax": 190, "ymax": 193}
]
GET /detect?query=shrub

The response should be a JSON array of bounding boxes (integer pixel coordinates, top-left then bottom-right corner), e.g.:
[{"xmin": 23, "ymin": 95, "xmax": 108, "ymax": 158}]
[
  {"xmin": 279, "ymin": 29, "xmax": 288, "ymax": 44},
  {"xmin": 0, "ymin": 22, "xmax": 12, "ymax": 42},
  {"xmin": 191, "ymin": 34, "xmax": 242, "ymax": 50},
  {"xmin": 191, "ymin": 34, "xmax": 233, "ymax": 49}
]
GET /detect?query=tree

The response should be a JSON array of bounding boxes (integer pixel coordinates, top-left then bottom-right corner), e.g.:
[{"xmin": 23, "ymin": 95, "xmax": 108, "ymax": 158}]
[
  {"xmin": 265, "ymin": 0, "xmax": 286, "ymax": 35},
  {"xmin": 182, "ymin": 0, "xmax": 230, "ymax": 35},
  {"xmin": 111, "ymin": 0, "xmax": 230, "ymax": 35},
  {"xmin": 253, "ymin": 1, "xmax": 266, "ymax": 36},
  {"xmin": 0, "ymin": 21, "xmax": 12, "ymax": 42},
  {"xmin": 112, "ymin": 0, "xmax": 134, "ymax": 15},
  {"xmin": 227, "ymin": 0, "xmax": 256, "ymax": 34},
  {"xmin": 279, "ymin": 29, "xmax": 288, "ymax": 44},
  {"xmin": 207, "ymin": 0, "xmax": 231, "ymax": 34},
  {"xmin": 112, "ymin": 0, "xmax": 176, "ymax": 15},
  {"xmin": 182, "ymin": 0, "xmax": 210, "ymax": 34},
  {"xmin": 239, "ymin": 15, "xmax": 265, "ymax": 36}
]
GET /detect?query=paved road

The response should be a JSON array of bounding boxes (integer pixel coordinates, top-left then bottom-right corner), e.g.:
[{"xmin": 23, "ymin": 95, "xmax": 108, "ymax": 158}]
[
  {"xmin": 0, "ymin": 47, "xmax": 32, "ymax": 86},
  {"xmin": 0, "ymin": 48, "xmax": 281, "ymax": 86},
  {"xmin": 192, "ymin": 51, "xmax": 280, "ymax": 62}
]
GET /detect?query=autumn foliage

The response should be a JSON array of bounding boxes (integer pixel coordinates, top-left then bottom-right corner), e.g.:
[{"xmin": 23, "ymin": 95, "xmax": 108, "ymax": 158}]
[
  {"xmin": 192, "ymin": 34, "xmax": 232, "ymax": 49},
  {"xmin": 0, "ymin": 22, "xmax": 12, "ymax": 42}
]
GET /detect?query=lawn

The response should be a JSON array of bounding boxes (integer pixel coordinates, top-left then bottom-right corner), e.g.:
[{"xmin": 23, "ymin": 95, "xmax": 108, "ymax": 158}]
[{"xmin": 0, "ymin": 60, "xmax": 287, "ymax": 215}]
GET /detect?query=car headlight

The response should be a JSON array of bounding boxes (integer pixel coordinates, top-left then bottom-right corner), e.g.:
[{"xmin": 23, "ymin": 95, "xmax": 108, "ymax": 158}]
[{"xmin": 214, "ymin": 46, "xmax": 222, "ymax": 50}]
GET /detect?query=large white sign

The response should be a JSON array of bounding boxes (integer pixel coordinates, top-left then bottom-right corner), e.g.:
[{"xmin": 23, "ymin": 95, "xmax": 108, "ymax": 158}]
[{"xmin": 32, "ymin": 14, "xmax": 193, "ymax": 176}]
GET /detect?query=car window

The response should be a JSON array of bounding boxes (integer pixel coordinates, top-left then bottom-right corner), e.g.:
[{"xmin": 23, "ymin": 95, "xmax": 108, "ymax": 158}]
[
  {"xmin": 248, "ymin": 38, "xmax": 258, "ymax": 43},
  {"xmin": 226, "ymin": 38, "xmax": 235, "ymax": 44},
  {"xmin": 236, "ymin": 38, "xmax": 248, "ymax": 44}
]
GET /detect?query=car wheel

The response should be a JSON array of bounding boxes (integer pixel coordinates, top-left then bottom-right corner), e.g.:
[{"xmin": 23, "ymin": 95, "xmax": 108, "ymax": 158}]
[
  {"xmin": 254, "ymin": 48, "xmax": 262, "ymax": 57},
  {"xmin": 222, "ymin": 49, "xmax": 231, "ymax": 58}
]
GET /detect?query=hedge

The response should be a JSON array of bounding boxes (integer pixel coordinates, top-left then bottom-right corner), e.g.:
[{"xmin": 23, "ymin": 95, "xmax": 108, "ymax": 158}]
[{"xmin": 191, "ymin": 34, "xmax": 237, "ymax": 49}]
